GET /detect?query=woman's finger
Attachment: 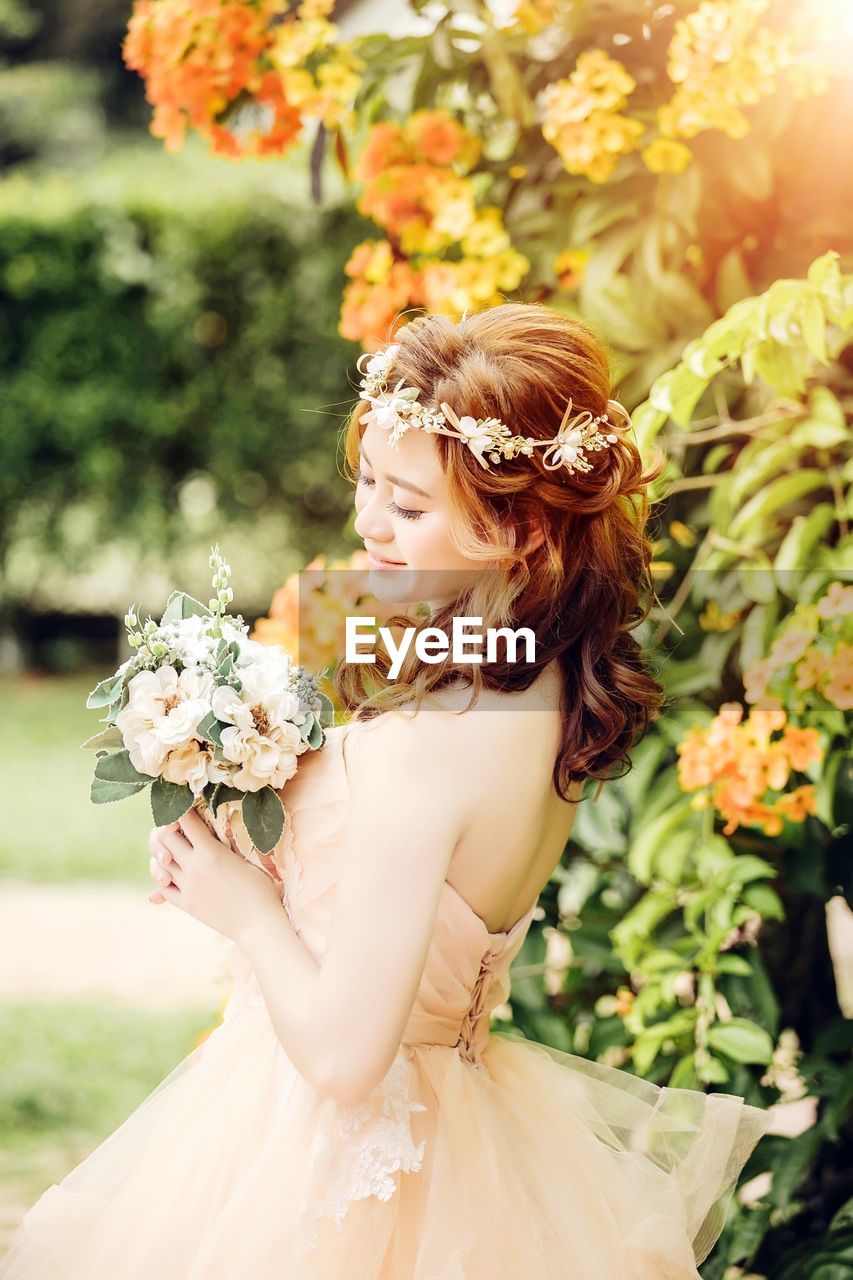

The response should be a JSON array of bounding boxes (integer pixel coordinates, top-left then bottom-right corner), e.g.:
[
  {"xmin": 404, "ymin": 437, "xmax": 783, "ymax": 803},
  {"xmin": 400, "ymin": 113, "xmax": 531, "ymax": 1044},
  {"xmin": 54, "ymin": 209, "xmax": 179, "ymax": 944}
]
[
  {"xmin": 157, "ymin": 881, "xmax": 183, "ymax": 909},
  {"xmin": 149, "ymin": 854, "xmax": 174, "ymax": 887},
  {"xmin": 156, "ymin": 823, "xmax": 193, "ymax": 868}
]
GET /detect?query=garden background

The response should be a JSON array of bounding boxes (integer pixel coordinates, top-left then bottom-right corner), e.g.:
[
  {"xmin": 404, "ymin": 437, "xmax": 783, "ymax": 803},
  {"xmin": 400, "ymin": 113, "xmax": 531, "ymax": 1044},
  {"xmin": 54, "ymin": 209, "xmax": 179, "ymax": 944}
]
[{"xmin": 0, "ymin": 0, "xmax": 851, "ymax": 1273}]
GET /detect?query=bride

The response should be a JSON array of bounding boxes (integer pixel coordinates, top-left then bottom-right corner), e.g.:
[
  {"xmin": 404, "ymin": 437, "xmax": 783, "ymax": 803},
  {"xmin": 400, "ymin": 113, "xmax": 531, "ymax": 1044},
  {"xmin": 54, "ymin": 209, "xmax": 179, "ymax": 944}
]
[{"xmin": 1, "ymin": 302, "xmax": 770, "ymax": 1279}]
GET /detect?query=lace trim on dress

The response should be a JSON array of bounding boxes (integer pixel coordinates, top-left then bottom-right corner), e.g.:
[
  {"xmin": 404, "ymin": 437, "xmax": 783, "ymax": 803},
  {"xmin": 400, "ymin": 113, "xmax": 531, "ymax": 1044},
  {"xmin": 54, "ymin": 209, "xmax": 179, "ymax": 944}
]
[{"xmin": 294, "ymin": 1050, "xmax": 427, "ymax": 1256}]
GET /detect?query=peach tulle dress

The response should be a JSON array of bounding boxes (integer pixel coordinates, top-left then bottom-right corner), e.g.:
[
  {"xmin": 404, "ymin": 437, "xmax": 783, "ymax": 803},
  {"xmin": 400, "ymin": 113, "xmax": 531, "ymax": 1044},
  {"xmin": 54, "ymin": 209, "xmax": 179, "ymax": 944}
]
[{"xmin": 0, "ymin": 720, "xmax": 771, "ymax": 1279}]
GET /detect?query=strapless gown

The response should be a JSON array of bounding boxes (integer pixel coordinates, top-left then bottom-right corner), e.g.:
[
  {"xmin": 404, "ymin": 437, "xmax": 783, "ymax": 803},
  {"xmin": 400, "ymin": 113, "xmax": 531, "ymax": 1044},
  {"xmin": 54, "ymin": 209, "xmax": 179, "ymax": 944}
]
[{"xmin": 0, "ymin": 721, "xmax": 771, "ymax": 1279}]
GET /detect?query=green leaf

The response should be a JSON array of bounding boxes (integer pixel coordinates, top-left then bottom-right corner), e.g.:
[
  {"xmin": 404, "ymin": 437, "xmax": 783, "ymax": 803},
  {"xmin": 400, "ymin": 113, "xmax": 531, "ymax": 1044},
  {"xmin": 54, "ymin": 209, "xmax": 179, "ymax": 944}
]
[
  {"xmin": 91, "ymin": 775, "xmax": 149, "ymax": 805},
  {"xmin": 648, "ymin": 363, "xmax": 708, "ymax": 427},
  {"xmin": 707, "ymin": 1017, "xmax": 774, "ymax": 1065},
  {"xmin": 722, "ymin": 855, "xmax": 776, "ymax": 887},
  {"xmin": 316, "ymin": 691, "xmax": 336, "ymax": 727},
  {"xmin": 242, "ymin": 787, "xmax": 286, "ymax": 854},
  {"xmin": 626, "ymin": 800, "xmax": 694, "ymax": 885},
  {"xmin": 212, "ymin": 785, "xmax": 244, "ymax": 813},
  {"xmin": 86, "ymin": 672, "xmax": 125, "ymax": 709},
  {"xmin": 150, "ymin": 778, "xmax": 194, "ymax": 826},
  {"xmin": 773, "ymin": 504, "xmax": 838, "ymax": 573},
  {"xmin": 727, "ymin": 470, "xmax": 829, "ymax": 541},
  {"xmin": 160, "ymin": 591, "xmax": 212, "ymax": 626},
  {"xmin": 196, "ymin": 710, "xmax": 225, "ymax": 746},
  {"xmin": 742, "ymin": 883, "xmax": 785, "ymax": 920},
  {"xmin": 81, "ymin": 726, "xmax": 125, "ymax": 752},
  {"xmin": 815, "ymin": 750, "xmax": 844, "ymax": 830},
  {"xmin": 696, "ymin": 1054, "xmax": 730, "ymax": 1084},
  {"xmin": 800, "ymin": 294, "xmax": 828, "ymax": 362},
  {"xmin": 807, "ymin": 249, "xmax": 841, "ymax": 291},
  {"xmin": 716, "ymin": 954, "xmax": 754, "ymax": 976},
  {"xmin": 631, "ymin": 1012, "xmax": 696, "ymax": 1074},
  {"xmin": 94, "ymin": 750, "xmax": 154, "ymax": 786},
  {"xmin": 668, "ymin": 1053, "xmax": 700, "ymax": 1090}
]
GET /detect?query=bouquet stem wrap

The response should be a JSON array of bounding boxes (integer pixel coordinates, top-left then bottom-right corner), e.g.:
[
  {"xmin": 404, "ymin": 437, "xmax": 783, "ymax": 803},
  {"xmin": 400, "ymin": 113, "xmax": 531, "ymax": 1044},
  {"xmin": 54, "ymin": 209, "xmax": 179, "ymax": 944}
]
[{"xmin": 192, "ymin": 795, "xmax": 286, "ymax": 900}]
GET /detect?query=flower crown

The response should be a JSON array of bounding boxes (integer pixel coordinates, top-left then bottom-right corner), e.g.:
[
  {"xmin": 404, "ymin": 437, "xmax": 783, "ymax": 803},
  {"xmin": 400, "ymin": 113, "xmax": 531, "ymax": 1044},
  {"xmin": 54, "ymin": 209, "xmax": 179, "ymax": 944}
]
[{"xmin": 356, "ymin": 343, "xmax": 629, "ymax": 476}]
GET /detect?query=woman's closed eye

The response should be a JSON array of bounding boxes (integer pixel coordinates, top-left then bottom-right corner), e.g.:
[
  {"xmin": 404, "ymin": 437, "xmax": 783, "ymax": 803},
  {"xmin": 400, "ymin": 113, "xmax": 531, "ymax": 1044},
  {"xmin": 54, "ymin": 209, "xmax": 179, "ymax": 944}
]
[{"xmin": 356, "ymin": 469, "xmax": 424, "ymax": 521}]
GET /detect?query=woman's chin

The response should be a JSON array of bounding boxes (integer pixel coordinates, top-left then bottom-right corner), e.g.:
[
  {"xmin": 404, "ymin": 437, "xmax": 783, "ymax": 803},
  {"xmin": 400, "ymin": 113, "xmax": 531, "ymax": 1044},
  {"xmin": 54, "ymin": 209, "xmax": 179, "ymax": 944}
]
[{"xmin": 367, "ymin": 566, "xmax": 419, "ymax": 604}]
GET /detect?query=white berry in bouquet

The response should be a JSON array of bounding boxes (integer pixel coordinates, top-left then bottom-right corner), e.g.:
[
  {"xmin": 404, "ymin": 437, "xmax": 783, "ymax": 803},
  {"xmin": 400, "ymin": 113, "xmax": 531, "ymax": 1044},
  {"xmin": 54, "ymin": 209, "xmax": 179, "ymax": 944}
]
[{"xmin": 83, "ymin": 545, "xmax": 334, "ymax": 867}]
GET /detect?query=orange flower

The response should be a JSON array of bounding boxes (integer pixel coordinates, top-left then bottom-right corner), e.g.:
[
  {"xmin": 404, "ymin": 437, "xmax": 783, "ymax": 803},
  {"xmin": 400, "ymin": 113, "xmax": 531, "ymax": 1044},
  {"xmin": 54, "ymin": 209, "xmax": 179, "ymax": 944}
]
[
  {"xmin": 123, "ymin": 0, "xmax": 330, "ymax": 159},
  {"xmin": 817, "ymin": 582, "xmax": 853, "ymax": 620},
  {"xmin": 677, "ymin": 697, "xmax": 823, "ymax": 837},
  {"xmin": 342, "ymin": 107, "xmax": 526, "ymax": 346},
  {"xmin": 769, "ymin": 627, "xmax": 812, "ymax": 666},
  {"xmin": 783, "ymin": 726, "xmax": 823, "ymax": 771},
  {"xmin": 794, "ymin": 648, "xmax": 829, "ymax": 691}
]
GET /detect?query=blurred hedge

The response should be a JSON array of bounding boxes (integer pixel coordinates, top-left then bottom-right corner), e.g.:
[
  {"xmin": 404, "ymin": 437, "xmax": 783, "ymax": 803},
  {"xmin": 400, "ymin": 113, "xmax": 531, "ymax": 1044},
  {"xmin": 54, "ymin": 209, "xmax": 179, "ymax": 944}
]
[{"xmin": 0, "ymin": 171, "xmax": 368, "ymax": 617}]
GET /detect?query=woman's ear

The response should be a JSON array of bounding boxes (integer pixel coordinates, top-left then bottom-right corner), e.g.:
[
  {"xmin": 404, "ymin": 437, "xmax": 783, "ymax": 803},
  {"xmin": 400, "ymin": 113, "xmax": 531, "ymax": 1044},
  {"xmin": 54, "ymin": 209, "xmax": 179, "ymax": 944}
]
[{"xmin": 522, "ymin": 522, "xmax": 545, "ymax": 556}]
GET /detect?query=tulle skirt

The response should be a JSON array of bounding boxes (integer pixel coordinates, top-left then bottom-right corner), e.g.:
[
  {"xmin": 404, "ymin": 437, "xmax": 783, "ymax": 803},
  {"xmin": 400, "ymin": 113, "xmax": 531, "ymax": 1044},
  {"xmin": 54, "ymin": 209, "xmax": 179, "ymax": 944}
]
[{"xmin": 0, "ymin": 997, "xmax": 770, "ymax": 1279}]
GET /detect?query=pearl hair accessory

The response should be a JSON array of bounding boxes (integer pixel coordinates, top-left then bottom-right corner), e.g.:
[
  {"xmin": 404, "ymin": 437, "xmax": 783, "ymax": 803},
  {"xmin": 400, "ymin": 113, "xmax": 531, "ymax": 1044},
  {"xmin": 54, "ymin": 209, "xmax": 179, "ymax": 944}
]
[{"xmin": 356, "ymin": 342, "xmax": 629, "ymax": 476}]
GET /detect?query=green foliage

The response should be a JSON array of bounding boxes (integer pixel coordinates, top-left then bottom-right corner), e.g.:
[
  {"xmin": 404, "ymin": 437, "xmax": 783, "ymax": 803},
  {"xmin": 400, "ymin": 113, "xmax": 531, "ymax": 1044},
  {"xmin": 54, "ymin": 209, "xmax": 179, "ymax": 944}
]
[
  {"xmin": 0, "ymin": 174, "xmax": 370, "ymax": 604},
  {"xmin": 0, "ymin": 1000, "xmax": 219, "ymax": 1212},
  {"xmin": 328, "ymin": 0, "xmax": 853, "ymax": 401},
  {"xmin": 527, "ymin": 253, "xmax": 852, "ymax": 1273}
]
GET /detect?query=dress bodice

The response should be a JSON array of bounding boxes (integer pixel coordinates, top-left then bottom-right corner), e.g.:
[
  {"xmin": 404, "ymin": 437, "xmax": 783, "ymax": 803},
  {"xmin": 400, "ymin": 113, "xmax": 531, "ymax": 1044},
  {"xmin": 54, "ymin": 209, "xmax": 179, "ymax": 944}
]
[{"xmin": 225, "ymin": 721, "xmax": 537, "ymax": 1067}]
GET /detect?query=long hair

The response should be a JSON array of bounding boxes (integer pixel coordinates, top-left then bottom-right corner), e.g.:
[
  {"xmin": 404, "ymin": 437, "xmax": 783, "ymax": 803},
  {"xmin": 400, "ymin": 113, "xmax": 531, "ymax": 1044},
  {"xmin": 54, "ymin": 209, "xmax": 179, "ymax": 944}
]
[{"xmin": 334, "ymin": 302, "xmax": 666, "ymax": 801}]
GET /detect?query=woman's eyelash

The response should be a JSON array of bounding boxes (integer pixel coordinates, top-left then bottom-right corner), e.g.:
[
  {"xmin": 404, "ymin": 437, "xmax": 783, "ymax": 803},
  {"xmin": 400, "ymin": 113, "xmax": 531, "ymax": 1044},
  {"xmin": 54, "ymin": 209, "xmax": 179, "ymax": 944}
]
[
  {"xmin": 356, "ymin": 469, "xmax": 423, "ymax": 521},
  {"xmin": 388, "ymin": 501, "xmax": 422, "ymax": 521}
]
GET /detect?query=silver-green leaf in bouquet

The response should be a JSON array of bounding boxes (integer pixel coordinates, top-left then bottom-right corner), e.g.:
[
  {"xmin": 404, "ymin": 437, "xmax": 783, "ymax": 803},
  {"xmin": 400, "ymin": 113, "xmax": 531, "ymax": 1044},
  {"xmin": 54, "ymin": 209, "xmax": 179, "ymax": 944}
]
[{"xmin": 83, "ymin": 545, "xmax": 335, "ymax": 863}]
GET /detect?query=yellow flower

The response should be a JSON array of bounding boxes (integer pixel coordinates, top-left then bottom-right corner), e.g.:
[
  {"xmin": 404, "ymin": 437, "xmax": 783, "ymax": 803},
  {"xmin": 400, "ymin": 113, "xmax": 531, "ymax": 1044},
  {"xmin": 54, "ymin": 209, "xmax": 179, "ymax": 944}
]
[
  {"xmin": 423, "ymin": 172, "xmax": 478, "ymax": 242},
  {"xmin": 699, "ymin": 600, "xmax": 743, "ymax": 632},
  {"xmin": 823, "ymin": 643, "xmax": 853, "ymax": 711},
  {"xmin": 279, "ymin": 67, "xmax": 317, "ymax": 109},
  {"xmin": 642, "ymin": 137, "xmax": 693, "ymax": 174},
  {"xmin": 461, "ymin": 207, "xmax": 512, "ymax": 257},
  {"xmin": 668, "ymin": 519, "xmax": 698, "ymax": 548},
  {"xmin": 538, "ymin": 50, "xmax": 645, "ymax": 182},
  {"xmin": 554, "ymin": 246, "xmax": 588, "ymax": 291},
  {"xmin": 271, "ymin": 15, "xmax": 336, "ymax": 68},
  {"xmin": 658, "ymin": 0, "xmax": 829, "ymax": 144}
]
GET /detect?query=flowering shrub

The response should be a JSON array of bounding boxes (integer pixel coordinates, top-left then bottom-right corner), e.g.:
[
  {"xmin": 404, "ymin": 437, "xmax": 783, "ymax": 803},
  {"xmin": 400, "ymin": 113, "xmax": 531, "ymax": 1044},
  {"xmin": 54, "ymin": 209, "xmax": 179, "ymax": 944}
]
[
  {"xmin": 677, "ymin": 700, "xmax": 822, "ymax": 837},
  {"xmin": 124, "ymin": 0, "xmax": 836, "ymax": 358},
  {"xmin": 122, "ymin": 0, "xmax": 362, "ymax": 157},
  {"xmin": 538, "ymin": 49, "xmax": 646, "ymax": 184},
  {"xmin": 340, "ymin": 110, "xmax": 528, "ymax": 348}
]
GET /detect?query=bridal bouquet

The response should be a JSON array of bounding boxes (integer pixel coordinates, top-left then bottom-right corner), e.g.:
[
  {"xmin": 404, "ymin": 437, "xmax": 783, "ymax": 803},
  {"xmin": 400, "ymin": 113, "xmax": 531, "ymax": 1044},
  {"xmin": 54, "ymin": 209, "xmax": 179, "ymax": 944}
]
[{"xmin": 83, "ymin": 546, "xmax": 334, "ymax": 863}]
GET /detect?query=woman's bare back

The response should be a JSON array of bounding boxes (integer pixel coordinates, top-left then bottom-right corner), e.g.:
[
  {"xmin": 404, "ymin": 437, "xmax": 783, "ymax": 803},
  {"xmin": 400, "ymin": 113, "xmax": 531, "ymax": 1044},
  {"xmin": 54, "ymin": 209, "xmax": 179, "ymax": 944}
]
[{"xmin": 409, "ymin": 660, "xmax": 581, "ymax": 935}]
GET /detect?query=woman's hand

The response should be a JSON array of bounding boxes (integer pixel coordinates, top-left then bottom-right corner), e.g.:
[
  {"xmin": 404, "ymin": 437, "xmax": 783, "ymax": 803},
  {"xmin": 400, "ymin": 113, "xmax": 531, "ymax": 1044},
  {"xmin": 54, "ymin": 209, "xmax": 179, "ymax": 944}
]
[{"xmin": 148, "ymin": 809, "xmax": 282, "ymax": 945}]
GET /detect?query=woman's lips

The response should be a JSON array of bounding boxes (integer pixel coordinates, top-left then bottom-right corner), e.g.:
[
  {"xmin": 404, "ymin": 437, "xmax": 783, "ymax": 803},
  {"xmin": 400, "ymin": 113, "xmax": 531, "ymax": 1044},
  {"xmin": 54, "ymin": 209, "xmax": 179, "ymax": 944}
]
[{"xmin": 366, "ymin": 550, "xmax": 406, "ymax": 569}]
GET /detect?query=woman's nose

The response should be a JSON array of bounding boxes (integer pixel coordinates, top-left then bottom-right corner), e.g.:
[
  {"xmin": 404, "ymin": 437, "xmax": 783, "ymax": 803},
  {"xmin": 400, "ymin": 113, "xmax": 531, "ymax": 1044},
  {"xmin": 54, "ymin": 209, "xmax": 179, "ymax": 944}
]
[{"xmin": 353, "ymin": 492, "xmax": 392, "ymax": 542}]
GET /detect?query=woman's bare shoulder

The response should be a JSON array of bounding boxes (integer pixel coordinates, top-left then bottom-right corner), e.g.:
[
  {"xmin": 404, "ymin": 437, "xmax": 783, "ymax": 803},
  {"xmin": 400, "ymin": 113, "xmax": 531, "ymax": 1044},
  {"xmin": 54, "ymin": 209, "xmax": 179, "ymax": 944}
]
[{"xmin": 350, "ymin": 665, "xmax": 564, "ymax": 783}]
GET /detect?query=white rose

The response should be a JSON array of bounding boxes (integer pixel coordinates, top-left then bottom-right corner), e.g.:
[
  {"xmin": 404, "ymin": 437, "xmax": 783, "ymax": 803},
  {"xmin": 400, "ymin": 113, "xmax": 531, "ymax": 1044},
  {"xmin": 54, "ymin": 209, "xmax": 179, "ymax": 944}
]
[
  {"xmin": 161, "ymin": 738, "xmax": 210, "ymax": 798},
  {"xmin": 219, "ymin": 719, "xmax": 304, "ymax": 792},
  {"xmin": 116, "ymin": 665, "xmax": 214, "ymax": 777}
]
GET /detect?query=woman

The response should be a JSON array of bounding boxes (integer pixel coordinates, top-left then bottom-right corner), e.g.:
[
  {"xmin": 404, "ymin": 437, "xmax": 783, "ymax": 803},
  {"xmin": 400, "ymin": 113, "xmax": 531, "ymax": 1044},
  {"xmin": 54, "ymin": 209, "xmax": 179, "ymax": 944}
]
[{"xmin": 0, "ymin": 304, "xmax": 770, "ymax": 1279}]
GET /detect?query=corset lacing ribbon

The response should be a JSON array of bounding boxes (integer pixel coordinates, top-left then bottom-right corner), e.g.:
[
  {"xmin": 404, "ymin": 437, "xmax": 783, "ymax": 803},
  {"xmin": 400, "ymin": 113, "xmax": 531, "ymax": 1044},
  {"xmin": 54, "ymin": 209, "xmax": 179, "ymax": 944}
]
[{"xmin": 456, "ymin": 946, "xmax": 495, "ymax": 1068}]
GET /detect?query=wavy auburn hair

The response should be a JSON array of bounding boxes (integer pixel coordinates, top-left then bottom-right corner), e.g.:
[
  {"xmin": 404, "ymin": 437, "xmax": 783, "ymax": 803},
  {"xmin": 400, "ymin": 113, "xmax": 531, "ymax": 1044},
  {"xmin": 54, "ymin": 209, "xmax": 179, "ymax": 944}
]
[{"xmin": 334, "ymin": 302, "xmax": 666, "ymax": 801}]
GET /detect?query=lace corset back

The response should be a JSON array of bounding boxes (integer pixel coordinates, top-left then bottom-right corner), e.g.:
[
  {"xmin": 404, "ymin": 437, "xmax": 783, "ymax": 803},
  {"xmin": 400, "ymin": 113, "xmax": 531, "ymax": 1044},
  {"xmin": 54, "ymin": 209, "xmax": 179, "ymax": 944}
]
[{"xmin": 268, "ymin": 722, "xmax": 536, "ymax": 1059}]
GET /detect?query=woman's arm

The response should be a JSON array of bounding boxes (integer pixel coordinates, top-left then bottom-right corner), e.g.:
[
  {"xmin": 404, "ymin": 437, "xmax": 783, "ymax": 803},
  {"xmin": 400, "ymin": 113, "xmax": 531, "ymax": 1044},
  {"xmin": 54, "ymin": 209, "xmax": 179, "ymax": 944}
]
[{"xmin": 236, "ymin": 711, "xmax": 467, "ymax": 1107}]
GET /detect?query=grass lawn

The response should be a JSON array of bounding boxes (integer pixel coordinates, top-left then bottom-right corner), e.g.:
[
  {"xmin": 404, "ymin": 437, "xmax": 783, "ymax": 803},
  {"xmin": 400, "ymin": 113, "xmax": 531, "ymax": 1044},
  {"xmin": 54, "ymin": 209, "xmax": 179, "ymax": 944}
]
[
  {"xmin": 0, "ymin": 1000, "xmax": 222, "ymax": 1247},
  {"xmin": 3, "ymin": 672, "xmax": 153, "ymax": 883}
]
